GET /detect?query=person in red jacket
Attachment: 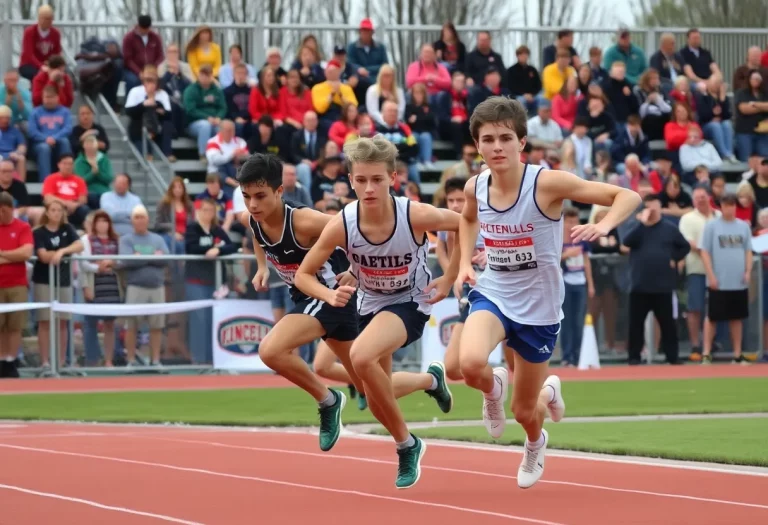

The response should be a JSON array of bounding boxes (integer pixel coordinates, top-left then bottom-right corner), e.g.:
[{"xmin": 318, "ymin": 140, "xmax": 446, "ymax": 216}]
[
  {"xmin": 122, "ymin": 15, "xmax": 165, "ymax": 95},
  {"xmin": 31, "ymin": 55, "xmax": 74, "ymax": 108},
  {"xmin": 18, "ymin": 5, "xmax": 62, "ymax": 82},
  {"xmin": 664, "ymin": 102, "xmax": 701, "ymax": 152}
]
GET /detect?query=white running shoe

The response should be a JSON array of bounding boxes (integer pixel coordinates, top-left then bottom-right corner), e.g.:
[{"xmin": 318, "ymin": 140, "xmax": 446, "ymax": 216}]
[
  {"xmin": 482, "ymin": 367, "xmax": 509, "ymax": 438},
  {"xmin": 518, "ymin": 429, "xmax": 548, "ymax": 489},
  {"xmin": 543, "ymin": 375, "xmax": 565, "ymax": 422}
]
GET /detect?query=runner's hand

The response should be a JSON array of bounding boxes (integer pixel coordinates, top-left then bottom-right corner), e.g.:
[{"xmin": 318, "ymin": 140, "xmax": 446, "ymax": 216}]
[
  {"xmin": 252, "ymin": 268, "xmax": 269, "ymax": 291},
  {"xmin": 471, "ymin": 250, "xmax": 487, "ymax": 269},
  {"xmin": 335, "ymin": 271, "xmax": 357, "ymax": 287},
  {"xmin": 456, "ymin": 264, "xmax": 476, "ymax": 288},
  {"xmin": 571, "ymin": 222, "xmax": 610, "ymax": 243},
  {"xmin": 425, "ymin": 275, "xmax": 451, "ymax": 304},
  {"xmin": 328, "ymin": 285, "xmax": 356, "ymax": 307}
]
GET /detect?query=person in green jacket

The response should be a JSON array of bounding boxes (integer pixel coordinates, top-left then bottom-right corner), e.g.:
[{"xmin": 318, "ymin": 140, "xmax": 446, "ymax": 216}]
[
  {"xmin": 183, "ymin": 64, "xmax": 227, "ymax": 157},
  {"xmin": 602, "ymin": 28, "xmax": 647, "ymax": 86},
  {"xmin": 73, "ymin": 134, "xmax": 114, "ymax": 209}
]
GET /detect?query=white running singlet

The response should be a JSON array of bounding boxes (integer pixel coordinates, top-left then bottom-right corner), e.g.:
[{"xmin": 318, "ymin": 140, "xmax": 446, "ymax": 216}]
[
  {"xmin": 472, "ymin": 164, "xmax": 565, "ymax": 326},
  {"xmin": 343, "ymin": 196, "xmax": 433, "ymax": 316}
]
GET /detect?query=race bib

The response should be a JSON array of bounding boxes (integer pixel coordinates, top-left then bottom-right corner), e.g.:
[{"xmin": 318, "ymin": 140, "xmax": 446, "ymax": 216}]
[
  {"xmin": 272, "ymin": 262, "xmax": 299, "ymax": 284},
  {"xmin": 360, "ymin": 266, "xmax": 410, "ymax": 293},
  {"xmin": 485, "ymin": 237, "xmax": 537, "ymax": 272}
]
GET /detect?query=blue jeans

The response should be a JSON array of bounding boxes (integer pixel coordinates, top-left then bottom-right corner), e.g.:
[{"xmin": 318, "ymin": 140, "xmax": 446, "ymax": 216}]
[
  {"xmin": 702, "ymin": 120, "xmax": 734, "ymax": 158},
  {"xmin": 187, "ymin": 120, "xmax": 218, "ymax": 156},
  {"xmin": 516, "ymin": 95, "xmax": 548, "ymax": 117},
  {"xmin": 415, "ymin": 132, "xmax": 433, "ymax": 163},
  {"xmin": 736, "ymin": 133, "xmax": 768, "ymax": 162},
  {"xmin": 407, "ymin": 162, "xmax": 422, "ymax": 184},
  {"xmin": 560, "ymin": 283, "xmax": 587, "ymax": 364},
  {"xmin": 123, "ymin": 70, "xmax": 141, "ymax": 95},
  {"xmin": 217, "ymin": 163, "xmax": 238, "ymax": 199},
  {"xmin": 34, "ymin": 139, "xmax": 72, "ymax": 180},
  {"xmin": 186, "ymin": 282, "xmax": 215, "ymax": 364},
  {"xmin": 295, "ymin": 163, "xmax": 312, "ymax": 189}
]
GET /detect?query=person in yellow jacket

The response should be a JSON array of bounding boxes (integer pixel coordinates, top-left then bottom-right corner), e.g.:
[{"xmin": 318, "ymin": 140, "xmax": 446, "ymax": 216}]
[
  {"xmin": 185, "ymin": 25, "xmax": 222, "ymax": 79},
  {"xmin": 311, "ymin": 60, "xmax": 358, "ymax": 123},
  {"xmin": 541, "ymin": 48, "xmax": 576, "ymax": 100}
]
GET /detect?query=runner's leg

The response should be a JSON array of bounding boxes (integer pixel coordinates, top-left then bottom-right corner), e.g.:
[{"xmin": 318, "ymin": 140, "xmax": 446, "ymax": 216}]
[
  {"xmin": 314, "ymin": 340, "xmax": 354, "ymax": 385},
  {"xmin": 444, "ymin": 322, "xmax": 464, "ymax": 380}
]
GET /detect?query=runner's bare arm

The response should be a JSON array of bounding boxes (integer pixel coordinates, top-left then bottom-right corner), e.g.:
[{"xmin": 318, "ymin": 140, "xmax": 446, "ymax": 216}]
[
  {"xmin": 538, "ymin": 169, "xmax": 641, "ymax": 242},
  {"xmin": 459, "ymin": 176, "xmax": 481, "ymax": 275},
  {"xmin": 291, "ymin": 207, "xmax": 334, "ymax": 245},
  {"xmin": 295, "ymin": 214, "xmax": 349, "ymax": 304},
  {"xmin": 436, "ymin": 232, "xmax": 453, "ymax": 273},
  {"xmin": 410, "ymin": 200, "xmax": 462, "ymax": 282}
]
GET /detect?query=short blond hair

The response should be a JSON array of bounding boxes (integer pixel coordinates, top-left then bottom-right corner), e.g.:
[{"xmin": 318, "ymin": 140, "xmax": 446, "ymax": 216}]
[{"xmin": 343, "ymin": 135, "xmax": 399, "ymax": 174}]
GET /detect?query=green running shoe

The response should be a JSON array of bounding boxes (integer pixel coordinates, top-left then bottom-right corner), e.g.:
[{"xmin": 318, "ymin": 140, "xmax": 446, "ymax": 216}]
[
  {"xmin": 357, "ymin": 394, "xmax": 368, "ymax": 411},
  {"xmin": 425, "ymin": 361, "xmax": 453, "ymax": 413},
  {"xmin": 318, "ymin": 389, "xmax": 346, "ymax": 451},
  {"xmin": 396, "ymin": 434, "xmax": 427, "ymax": 489}
]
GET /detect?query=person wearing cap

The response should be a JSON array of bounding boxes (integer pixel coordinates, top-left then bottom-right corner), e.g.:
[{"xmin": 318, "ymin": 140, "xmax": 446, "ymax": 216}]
[
  {"xmin": 346, "ymin": 18, "xmax": 389, "ymax": 84},
  {"xmin": 122, "ymin": 14, "xmax": 165, "ymax": 95},
  {"xmin": 19, "ymin": 5, "xmax": 62, "ymax": 82},
  {"xmin": 699, "ymin": 193, "xmax": 753, "ymax": 366},
  {"xmin": 602, "ymin": 28, "xmax": 647, "ymax": 86},
  {"xmin": 467, "ymin": 65, "xmax": 509, "ymax": 116},
  {"xmin": 330, "ymin": 45, "xmax": 358, "ymax": 84},
  {"xmin": 183, "ymin": 64, "xmax": 227, "ymax": 158},
  {"xmin": 464, "ymin": 31, "xmax": 506, "ymax": 88},
  {"xmin": 310, "ymin": 60, "xmax": 358, "ymax": 125},
  {"xmin": 542, "ymin": 49, "xmax": 576, "ymax": 100}
]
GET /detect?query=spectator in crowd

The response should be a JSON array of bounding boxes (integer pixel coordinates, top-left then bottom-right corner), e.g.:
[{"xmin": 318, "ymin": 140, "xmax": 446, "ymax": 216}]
[
  {"xmin": 218, "ymin": 44, "xmax": 256, "ymax": 89},
  {"xmin": 526, "ymin": 143, "xmax": 551, "ymax": 169},
  {"xmin": 311, "ymin": 60, "xmax": 358, "ymax": 125},
  {"xmin": 33, "ymin": 200, "xmax": 83, "ymax": 369},
  {"xmin": 70, "ymin": 105, "xmax": 109, "ymax": 158},
  {"xmin": 311, "ymin": 154, "xmax": 353, "ymax": 211},
  {"xmin": 465, "ymin": 31, "xmax": 505, "ymax": 87},
  {"xmin": 733, "ymin": 47, "xmax": 768, "ymax": 93},
  {"xmin": 405, "ymin": 83, "xmax": 437, "ymax": 169},
  {"xmin": 260, "ymin": 47, "xmax": 288, "ymax": 86},
  {"xmin": 741, "ymin": 153, "xmax": 762, "ymax": 183},
  {"xmin": 183, "ymin": 64, "xmax": 227, "ymax": 159},
  {"xmin": 74, "ymin": 135, "xmax": 114, "ymax": 209},
  {"xmin": 435, "ymin": 70, "xmax": 469, "ymax": 153},
  {"xmin": 122, "ymin": 14, "xmax": 165, "ymax": 95},
  {"xmin": 31, "ymin": 55, "xmax": 74, "ymax": 108},
  {"xmin": 158, "ymin": 43, "xmax": 194, "ymax": 138},
  {"xmin": 328, "ymin": 103, "xmax": 358, "ymax": 149},
  {"xmin": 584, "ymin": 95, "xmax": 616, "ymax": 150},
  {"xmin": 650, "ymin": 33, "xmax": 685, "ymax": 92},
  {"xmin": 735, "ymin": 180, "xmax": 757, "ymax": 227},
  {"xmin": 0, "ymin": 192, "xmax": 33, "ymax": 378},
  {"xmin": 376, "ymin": 100, "xmax": 419, "ymax": 181},
  {"xmin": 41, "ymin": 154, "xmax": 89, "ymax": 228},
  {"xmin": 328, "ymin": 45, "xmax": 361, "ymax": 98},
  {"xmin": 576, "ymin": 64, "xmax": 594, "ymax": 97},
  {"xmin": 602, "ymin": 62, "xmax": 640, "ymax": 124},
  {"xmin": 347, "ymin": 19, "xmax": 388, "ymax": 88},
  {"xmin": 185, "ymin": 198, "xmax": 238, "ymax": 364},
  {"xmin": 205, "ymin": 119, "xmax": 249, "ymax": 198},
  {"xmin": 278, "ymin": 68, "xmax": 314, "ymax": 137},
  {"xmin": 507, "ymin": 45, "xmax": 543, "ymax": 116},
  {"xmin": 695, "ymin": 80, "xmax": 734, "ymax": 160},
  {"xmin": 280, "ymin": 163, "xmax": 313, "ymax": 208},
  {"xmin": 622, "ymin": 194, "xmax": 690, "ymax": 365},
  {"xmin": 292, "ymin": 110, "xmax": 325, "ymax": 187},
  {"xmin": 0, "ymin": 106, "xmax": 27, "ymax": 182},
  {"xmin": 658, "ymin": 173, "xmax": 693, "ymax": 222},
  {"xmin": 747, "ymin": 158, "xmax": 768, "ymax": 209},
  {"xmin": 624, "ymin": 153, "xmax": 658, "ymax": 193},
  {"xmin": 467, "ymin": 66, "xmax": 509, "ymax": 115},
  {"xmin": 119, "ymin": 205, "xmax": 169, "ymax": 367},
  {"xmin": 78, "ymin": 210, "xmax": 121, "ymax": 368},
  {"xmin": 155, "ymin": 176, "xmax": 194, "ymax": 255},
  {"xmin": 635, "ymin": 68, "xmax": 672, "ymax": 140},
  {"xmin": 611, "ymin": 114, "xmax": 650, "ymax": 169},
  {"xmin": 708, "ymin": 172, "xmax": 726, "ymax": 208},
  {"xmin": 0, "ymin": 69, "xmax": 32, "ymax": 130},
  {"xmin": 680, "ymin": 28, "xmax": 720, "ymax": 89},
  {"xmin": 29, "ymin": 85, "xmax": 72, "ymax": 180},
  {"xmin": 552, "ymin": 75, "xmax": 581, "ymax": 132},
  {"xmin": 18, "ymin": 5, "xmax": 62, "ymax": 82},
  {"xmin": 679, "ymin": 184, "xmax": 720, "ymax": 361},
  {"xmin": 560, "ymin": 117, "xmax": 592, "ymax": 179},
  {"xmin": 603, "ymin": 28, "xmax": 647, "ymax": 85},
  {"xmin": 733, "ymin": 70, "xmax": 768, "ymax": 161},
  {"xmin": 365, "ymin": 64, "xmax": 405, "ymax": 127},
  {"xmin": 185, "ymin": 25, "xmax": 222, "ymax": 80},
  {"xmin": 125, "ymin": 65, "xmax": 173, "ymax": 160},
  {"xmin": 0, "ymin": 160, "xmax": 29, "ymax": 221},
  {"xmin": 343, "ymin": 113, "xmax": 374, "ymax": 144},
  {"xmin": 432, "ymin": 144, "xmax": 479, "ymax": 206},
  {"xmin": 527, "ymin": 99, "xmax": 563, "ymax": 152},
  {"xmin": 293, "ymin": 34, "xmax": 325, "ymax": 67},
  {"xmin": 224, "ymin": 63, "xmax": 254, "ymax": 139},
  {"xmin": 587, "ymin": 47, "xmax": 608, "ymax": 85},
  {"xmin": 680, "ymin": 124, "xmax": 722, "ymax": 179},
  {"xmin": 100, "ymin": 173, "xmax": 143, "ymax": 236},
  {"xmin": 249, "ymin": 66, "xmax": 283, "ymax": 128},
  {"xmin": 247, "ymin": 115, "xmax": 282, "ymax": 157},
  {"xmin": 543, "ymin": 29, "xmax": 580, "ymax": 69},
  {"xmin": 664, "ymin": 102, "xmax": 701, "ymax": 153},
  {"xmin": 295, "ymin": 44, "xmax": 326, "ymax": 89},
  {"xmin": 405, "ymin": 44, "xmax": 451, "ymax": 99},
  {"xmin": 700, "ymin": 193, "xmax": 753, "ymax": 365},
  {"xmin": 669, "ymin": 75, "xmax": 697, "ymax": 115},
  {"xmin": 433, "ymin": 22, "xmax": 466, "ymax": 73},
  {"xmin": 560, "ymin": 207, "xmax": 594, "ymax": 367},
  {"xmin": 195, "ymin": 173, "xmax": 234, "ymax": 231},
  {"xmin": 542, "ymin": 49, "xmax": 576, "ymax": 100}
]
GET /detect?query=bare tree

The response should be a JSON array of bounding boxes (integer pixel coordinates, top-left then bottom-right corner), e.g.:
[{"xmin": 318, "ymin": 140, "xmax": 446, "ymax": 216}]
[{"xmin": 634, "ymin": 0, "xmax": 768, "ymax": 28}]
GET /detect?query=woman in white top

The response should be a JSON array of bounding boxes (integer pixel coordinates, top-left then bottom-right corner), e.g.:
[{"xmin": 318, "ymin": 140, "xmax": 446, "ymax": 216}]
[{"xmin": 365, "ymin": 64, "xmax": 406, "ymax": 127}]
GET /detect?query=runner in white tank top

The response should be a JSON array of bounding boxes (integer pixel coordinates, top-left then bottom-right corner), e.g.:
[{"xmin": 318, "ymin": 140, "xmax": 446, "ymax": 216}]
[
  {"xmin": 457, "ymin": 97, "xmax": 641, "ymax": 490},
  {"xmin": 295, "ymin": 136, "xmax": 462, "ymax": 490}
]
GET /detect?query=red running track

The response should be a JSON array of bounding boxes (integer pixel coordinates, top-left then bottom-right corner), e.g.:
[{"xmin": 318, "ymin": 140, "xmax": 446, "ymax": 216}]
[
  {"xmin": 1, "ymin": 364, "xmax": 766, "ymax": 395},
  {"xmin": 0, "ymin": 422, "xmax": 766, "ymax": 524}
]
